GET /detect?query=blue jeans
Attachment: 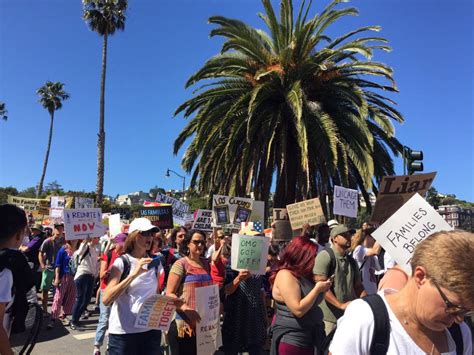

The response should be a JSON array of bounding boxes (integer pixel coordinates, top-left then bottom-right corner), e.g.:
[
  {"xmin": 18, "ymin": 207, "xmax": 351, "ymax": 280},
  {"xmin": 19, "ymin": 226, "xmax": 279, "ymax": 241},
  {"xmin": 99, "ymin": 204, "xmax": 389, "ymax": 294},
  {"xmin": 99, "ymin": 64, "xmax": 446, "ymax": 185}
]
[
  {"xmin": 71, "ymin": 273, "xmax": 94, "ymax": 323},
  {"xmin": 94, "ymin": 289, "xmax": 111, "ymax": 347},
  {"xmin": 108, "ymin": 330, "xmax": 162, "ymax": 355}
]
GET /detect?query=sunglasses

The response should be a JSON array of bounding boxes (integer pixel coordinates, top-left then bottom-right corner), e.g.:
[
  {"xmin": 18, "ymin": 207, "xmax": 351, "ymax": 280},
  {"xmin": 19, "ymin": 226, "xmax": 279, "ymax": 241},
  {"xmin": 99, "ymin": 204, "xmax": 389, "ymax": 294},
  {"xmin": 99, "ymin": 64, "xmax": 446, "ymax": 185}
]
[
  {"xmin": 431, "ymin": 278, "xmax": 473, "ymax": 317},
  {"xmin": 140, "ymin": 230, "xmax": 155, "ymax": 237},
  {"xmin": 190, "ymin": 240, "xmax": 206, "ymax": 246}
]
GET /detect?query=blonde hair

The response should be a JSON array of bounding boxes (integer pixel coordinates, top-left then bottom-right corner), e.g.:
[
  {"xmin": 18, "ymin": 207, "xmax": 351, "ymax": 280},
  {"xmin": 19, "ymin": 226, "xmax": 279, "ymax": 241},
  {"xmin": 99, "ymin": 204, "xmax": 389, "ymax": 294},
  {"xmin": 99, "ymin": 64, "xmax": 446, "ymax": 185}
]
[
  {"xmin": 411, "ymin": 230, "xmax": 474, "ymax": 308},
  {"xmin": 350, "ymin": 229, "xmax": 365, "ymax": 252}
]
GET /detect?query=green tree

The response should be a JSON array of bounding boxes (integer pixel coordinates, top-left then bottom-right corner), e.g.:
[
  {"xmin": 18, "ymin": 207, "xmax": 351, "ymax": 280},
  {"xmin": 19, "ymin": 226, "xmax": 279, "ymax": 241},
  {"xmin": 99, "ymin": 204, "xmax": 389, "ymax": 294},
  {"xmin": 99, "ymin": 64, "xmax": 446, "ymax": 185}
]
[
  {"xmin": 36, "ymin": 81, "xmax": 70, "ymax": 197},
  {"xmin": 426, "ymin": 186, "xmax": 441, "ymax": 209},
  {"xmin": 45, "ymin": 180, "xmax": 64, "ymax": 195},
  {"xmin": 83, "ymin": 0, "xmax": 127, "ymax": 205},
  {"xmin": 174, "ymin": 0, "xmax": 403, "ymax": 214},
  {"xmin": 0, "ymin": 187, "xmax": 19, "ymax": 203},
  {"xmin": 0, "ymin": 102, "xmax": 7, "ymax": 121}
]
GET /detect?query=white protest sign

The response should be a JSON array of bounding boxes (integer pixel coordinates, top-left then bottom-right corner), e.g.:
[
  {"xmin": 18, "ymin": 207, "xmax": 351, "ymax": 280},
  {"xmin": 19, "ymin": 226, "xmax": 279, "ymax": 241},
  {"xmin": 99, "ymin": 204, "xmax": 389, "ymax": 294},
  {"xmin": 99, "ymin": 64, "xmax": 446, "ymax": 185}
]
[
  {"xmin": 63, "ymin": 208, "xmax": 107, "ymax": 241},
  {"xmin": 75, "ymin": 197, "xmax": 95, "ymax": 209},
  {"xmin": 195, "ymin": 284, "xmax": 222, "ymax": 355},
  {"xmin": 286, "ymin": 198, "xmax": 326, "ymax": 230},
  {"xmin": 192, "ymin": 209, "xmax": 213, "ymax": 232},
  {"xmin": 50, "ymin": 196, "xmax": 66, "ymax": 218},
  {"xmin": 108, "ymin": 214, "xmax": 122, "ymax": 237},
  {"xmin": 212, "ymin": 195, "xmax": 265, "ymax": 230},
  {"xmin": 156, "ymin": 193, "xmax": 189, "ymax": 225},
  {"xmin": 230, "ymin": 234, "xmax": 270, "ymax": 275},
  {"xmin": 333, "ymin": 186, "xmax": 358, "ymax": 218},
  {"xmin": 134, "ymin": 294, "xmax": 177, "ymax": 330},
  {"xmin": 371, "ymin": 193, "xmax": 453, "ymax": 273}
]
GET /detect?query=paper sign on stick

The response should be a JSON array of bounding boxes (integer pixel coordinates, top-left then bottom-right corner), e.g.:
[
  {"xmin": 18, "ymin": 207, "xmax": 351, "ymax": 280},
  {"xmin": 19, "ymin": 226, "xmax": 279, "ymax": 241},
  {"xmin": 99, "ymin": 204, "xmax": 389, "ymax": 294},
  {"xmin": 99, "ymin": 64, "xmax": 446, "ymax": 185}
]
[
  {"xmin": 371, "ymin": 193, "xmax": 453, "ymax": 273},
  {"xmin": 286, "ymin": 198, "xmax": 326, "ymax": 230},
  {"xmin": 370, "ymin": 172, "xmax": 436, "ymax": 225},
  {"xmin": 192, "ymin": 209, "xmax": 213, "ymax": 232},
  {"xmin": 108, "ymin": 214, "xmax": 122, "ymax": 237},
  {"xmin": 231, "ymin": 234, "xmax": 270, "ymax": 274},
  {"xmin": 63, "ymin": 208, "xmax": 107, "ymax": 240},
  {"xmin": 134, "ymin": 294, "xmax": 177, "ymax": 330},
  {"xmin": 195, "ymin": 284, "xmax": 222, "ymax": 355},
  {"xmin": 50, "ymin": 196, "xmax": 66, "ymax": 218},
  {"xmin": 333, "ymin": 186, "xmax": 358, "ymax": 218},
  {"xmin": 212, "ymin": 195, "xmax": 265, "ymax": 230}
]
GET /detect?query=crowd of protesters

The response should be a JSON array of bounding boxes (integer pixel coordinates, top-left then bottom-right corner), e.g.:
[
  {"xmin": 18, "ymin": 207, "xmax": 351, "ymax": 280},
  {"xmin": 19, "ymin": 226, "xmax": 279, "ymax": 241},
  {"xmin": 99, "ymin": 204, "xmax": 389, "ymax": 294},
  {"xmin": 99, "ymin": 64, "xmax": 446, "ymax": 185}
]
[{"xmin": 0, "ymin": 203, "xmax": 473, "ymax": 355}]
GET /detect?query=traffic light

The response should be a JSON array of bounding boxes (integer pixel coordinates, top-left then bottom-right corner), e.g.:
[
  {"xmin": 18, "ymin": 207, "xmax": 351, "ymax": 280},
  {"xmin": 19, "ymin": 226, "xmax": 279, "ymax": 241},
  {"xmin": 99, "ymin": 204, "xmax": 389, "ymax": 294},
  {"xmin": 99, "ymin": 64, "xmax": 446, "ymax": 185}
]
[{"xmin": 404, "ymin": 146, "xmax": 423, "ymax": 175}]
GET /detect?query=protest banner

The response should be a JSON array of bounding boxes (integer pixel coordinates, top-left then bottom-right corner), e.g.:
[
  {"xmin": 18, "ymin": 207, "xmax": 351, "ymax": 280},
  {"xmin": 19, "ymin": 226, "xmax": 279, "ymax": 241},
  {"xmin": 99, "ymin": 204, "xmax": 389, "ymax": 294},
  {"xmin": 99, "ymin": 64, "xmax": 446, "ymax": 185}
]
[
  {"xmin": 370, "ymin": 172, "xmax": 436, "ymax": 225},
  {"xmin": 212, "ymin": 195, "xmax": 265, "ymax": 230},
  {"xmin": 110, "ymin": 207, "xmax": 132, "ymax": 220},
  {"xmin": 286, "ymin": 198, "xmax": 326, "ymax": 230},
  {"xmin": 108, "ymin": 214, "xmax": 122, "ymax": 237},
  {"xmin": 371, "ymin": 193, "xmax": 452, "ymax": 273},
  {"xmin": 333, "ymin": 186, "xmax": 358, "ymax": 218},
  {"xmin": 230, "ymin": 234, "xmax": 270, "ymax": 275},
  {"xmin": 63, "ymin": 208, "xmax": 107, "ymax": 240},
  {"xmin": 195, "ymin": 284, "xmax": 222, "ymax": 355},
  {"xmin": 272, "ymin": 208, "xmax": 296, "ymax": 241},
  {"xmin": 50, "ymin": 196, "xmax": 66, "ymax": 218},
  {"xmin": 192, "ymin": 209, "xmax": 213, "ymax": 232},
  {"xmin": 139, "ymin": 206, "xmax": 173, "ymax": 229},
  {"xmin": 7, "ymin": 195, "xmax": 49, "ymax": 214},
  {"xmin": 75, "ymin": 197, "xmax": 95, "ymax": 209},
  {"xmin": 156, "ymin": 193, "xmax": 190, "ymax": 225},
  {"xmin": 134, "ymin": 294, "xmax": 177, "ymax": 330}
]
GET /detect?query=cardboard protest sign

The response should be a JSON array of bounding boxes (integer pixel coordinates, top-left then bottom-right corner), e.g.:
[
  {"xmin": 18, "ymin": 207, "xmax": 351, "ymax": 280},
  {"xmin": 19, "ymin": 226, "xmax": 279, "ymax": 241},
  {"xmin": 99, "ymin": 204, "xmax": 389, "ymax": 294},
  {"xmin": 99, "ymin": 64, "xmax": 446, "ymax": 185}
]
[
  {"xmin": 333, "ymin": 186, "xmax": 358, "ymax": 218},
  {"xmin": 370, "ymin": 172, "xmax": 436, "ymax": 225},
  {"xmin": 75, "ymin": 197, "xmax": 95, "ymax": 209},
  {"xmin": 272, "ymin": 208, "xmax": 297, "ymax": 241},
  {"xmin": 286, "ymin": 198, "xmax": 326, "ymax": 230},
  {"xmin": 108, "ymin": 214, "xmax": 122, "ymax": 237},
  {"xmin": 50, "ymin": 196, "xmax": 66, "ymax": 218},
  {"xmin": 156, "ymin": 193, "xmax": 190, "ymax": 226},
  {"xmin": 134, "ymin": 294, "xmax": 177, "ymax": 331},
  {"xmin": 139, "ymin": 206, "xmax": 173, "ymax": 229},
  {"xmin": 192, "ymin": 209, "xmax": 213, "ymax": 232},
  {"xmin": 212, "ymin": 195, "xmax": 265, "ymax": 230},
  {"xmin": 8, "ymin": 195, "xmax": 49, "ymax": 214},
  {"xmin": 195, "ymin": 284, "xmax": 222, "ymax": 355},
  {"xmin": 371, "ymin": 193, "xmax": 452, "ymax": 273},
  {"xmin": 231, "ymin": 234, "xmax": 270, "ymax": 274},
  {"xmin": 63, "ymin": 208, "xmax": 107, "ymax": 240}
]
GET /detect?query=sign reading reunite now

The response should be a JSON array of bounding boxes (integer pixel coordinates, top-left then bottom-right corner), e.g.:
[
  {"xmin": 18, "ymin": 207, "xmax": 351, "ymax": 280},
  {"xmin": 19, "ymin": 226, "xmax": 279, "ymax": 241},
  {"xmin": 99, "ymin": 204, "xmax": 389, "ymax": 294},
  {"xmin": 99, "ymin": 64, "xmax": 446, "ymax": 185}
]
[
  {"xmin": 134, "ymin": 294, "xmax": 177, "ymax": 331},
  {"xmin": 231, "ymin": 234, "xmax": 269, "ymax": 275},
  {"xmin": 333, "ymin": 186, "xmax": 358, "ymax": 218},
  {"xmin": 371, "ymin": 193, "xmax": 452, "ymax": 273},
  {"xmin": 63, "ymin": 208, "xmax": 107, "ymax": 240}
]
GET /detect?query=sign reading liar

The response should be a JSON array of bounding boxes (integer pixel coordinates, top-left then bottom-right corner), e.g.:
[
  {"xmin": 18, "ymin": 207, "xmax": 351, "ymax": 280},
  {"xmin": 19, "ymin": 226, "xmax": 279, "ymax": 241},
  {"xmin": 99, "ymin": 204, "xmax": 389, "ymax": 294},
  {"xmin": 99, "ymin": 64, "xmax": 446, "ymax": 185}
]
[
  {"xmin": 371, "ymin": 193, "xmax": 452, "ymax": 273},
  {"xmin": 192, "ymin": 209, "xmax": 213, "ymax": 232},
  {"xmin": 333, "ymin": 186, "xmax": 358, "ymax": 218},
  {"xmin": 286, "ymin": 198, "xmax": 326, "ymax": 230},
  {"xmin": 134, "ymin": 295, "xmax": 177, "ymax": 331},
  {"xmin": 63, "ymin": 208, "xmax": 107, "ymax": 241},
  {"xmin": 231, "ymin": 234, "xmax": 270, "ymax": 275},
  {"xmin": 139, "ymin": 206, "xmax": 173, "ymax": 229},
  {"xmin": 195, "ymin": 284, "xmax": 222, "ymax": 355}
]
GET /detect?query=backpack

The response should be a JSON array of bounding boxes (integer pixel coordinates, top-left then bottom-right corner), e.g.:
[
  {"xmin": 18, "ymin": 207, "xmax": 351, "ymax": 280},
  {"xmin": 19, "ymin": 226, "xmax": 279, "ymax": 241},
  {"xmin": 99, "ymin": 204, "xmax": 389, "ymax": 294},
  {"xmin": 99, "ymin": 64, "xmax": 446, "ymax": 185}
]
[
  {"xmin": 325, "ymin": 247, "xmax": 359, "ymax": 283},
  {"xmin": 69, "ymin": 245, "xmax": 90, "ymax": 275},
  {"xmin": 321, "ymin": 294, "xmax": 464, "ymax": 355}
]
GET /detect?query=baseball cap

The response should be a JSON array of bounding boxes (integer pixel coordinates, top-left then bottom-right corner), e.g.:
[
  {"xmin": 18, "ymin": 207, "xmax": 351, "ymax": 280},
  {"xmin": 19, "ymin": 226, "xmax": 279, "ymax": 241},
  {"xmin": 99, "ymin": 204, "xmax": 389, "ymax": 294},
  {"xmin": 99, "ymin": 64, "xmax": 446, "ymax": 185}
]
[
  {"xmin": 31, "ymin": 224, "xmax": 43, "ymax": 232},
  {"xmin": 113, "ymin": 233, "xmax": 128, "ymax": 246},
  {"xmin": 128, "ymin": 218, "xmax": 159, "ymax": 234},
  {"xmin": 330, "ymin": 224, "xmax": 356, "ymax": 239},
  {"xmin": 327, "ymin": 219, "xmax": 339, "ymax": 229}
]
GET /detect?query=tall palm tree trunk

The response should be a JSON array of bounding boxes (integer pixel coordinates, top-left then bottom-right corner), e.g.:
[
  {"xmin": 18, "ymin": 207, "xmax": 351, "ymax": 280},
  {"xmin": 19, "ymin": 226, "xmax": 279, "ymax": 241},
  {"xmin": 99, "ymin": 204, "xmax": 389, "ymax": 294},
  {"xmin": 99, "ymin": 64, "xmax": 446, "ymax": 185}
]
[
  {"xmin": 37, "ymin": 111, "xmax": 54, "ymax": 197},
  {"xmin": 96, "ymin": 32, "xmax": 108, "ymax": 205}
]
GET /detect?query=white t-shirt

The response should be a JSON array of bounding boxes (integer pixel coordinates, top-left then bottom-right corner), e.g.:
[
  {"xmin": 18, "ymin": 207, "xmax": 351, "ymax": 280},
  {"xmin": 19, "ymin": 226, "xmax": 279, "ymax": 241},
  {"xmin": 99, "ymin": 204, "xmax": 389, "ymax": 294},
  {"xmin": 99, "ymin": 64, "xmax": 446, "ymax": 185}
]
[
  {"xmin": 352, "ymin": 245, "xmax": 380, "ymax": 295},
  {"xmin": 0, "ymin": 269, "xmax": 13, "ymax": 336},
  {"xmin": 330, "ymin": 289, "xmax": 473, "ymax": 355},
  {"xmin": 74, "ymin": 242, "xmax": 100, "ymax": 280},
  {"xmin": 108, "ymin": 254, "xmax": 159, "ymax": 334},
  {"xmin": 206, "ymin": 244, "xmax": 216, "ymax": 258}
]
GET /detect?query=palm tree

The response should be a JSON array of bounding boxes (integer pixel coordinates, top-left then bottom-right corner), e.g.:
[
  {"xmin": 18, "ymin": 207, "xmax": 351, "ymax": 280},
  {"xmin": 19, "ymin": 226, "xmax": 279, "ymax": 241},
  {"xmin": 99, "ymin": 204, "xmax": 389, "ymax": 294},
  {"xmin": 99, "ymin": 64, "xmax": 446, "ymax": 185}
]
[
  {"xmin": 0, "ymin": 102, "xmax": 7, "ymax": 121},
  {"xmin": 82, "ymin": 0, "xmax": 127, "ymax": 205},
  {"xmin": 36, "ymin": 81, "xmax": 70, "ymax": 197},
  {"xmin": 174, "ymin": 0, "xmax": 404, "ymax": 215}
]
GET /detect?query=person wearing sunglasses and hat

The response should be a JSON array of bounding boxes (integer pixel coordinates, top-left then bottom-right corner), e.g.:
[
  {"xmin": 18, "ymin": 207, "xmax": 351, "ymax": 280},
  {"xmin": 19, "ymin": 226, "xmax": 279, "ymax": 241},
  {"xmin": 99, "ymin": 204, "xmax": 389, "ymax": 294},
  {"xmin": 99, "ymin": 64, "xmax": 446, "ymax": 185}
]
[
  {"xmin": 330, "ymin": 230, "xmax": 473, "ymax": 355},
  {"xmin": 313, "ymin": 224, "xmax": 367, "ymax": 335}
]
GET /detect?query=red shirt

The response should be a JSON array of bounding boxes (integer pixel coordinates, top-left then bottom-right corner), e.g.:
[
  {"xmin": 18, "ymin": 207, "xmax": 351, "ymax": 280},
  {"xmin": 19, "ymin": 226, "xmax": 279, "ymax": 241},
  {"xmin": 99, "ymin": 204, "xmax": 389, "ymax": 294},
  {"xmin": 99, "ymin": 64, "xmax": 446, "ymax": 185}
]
[
  {"xmin": 100, "ymin": 249, "xmax": 120, "ymax": 290},
  {"xmin": 211, "ymin": 256, "xmax": 227, "ymax": 288}
]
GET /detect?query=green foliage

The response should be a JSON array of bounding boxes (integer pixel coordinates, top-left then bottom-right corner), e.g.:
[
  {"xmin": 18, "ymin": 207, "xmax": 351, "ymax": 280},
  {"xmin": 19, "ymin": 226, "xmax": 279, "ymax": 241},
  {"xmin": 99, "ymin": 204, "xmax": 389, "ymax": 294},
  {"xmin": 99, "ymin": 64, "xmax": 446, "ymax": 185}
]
[
  {"xmin": 37, "ymin": 81, "xmax": 70, "ymax": 115},
  {"xmin": 45, "ymin": 180, "xmax": 64, "ymax": 195},
  {"xmin": 82, "ymin": 0, "xmax": 127, "ymax": 36},
  {"xmin": 426, "ymin": 186, "xmax": 441, "ymax": 209},
  {"xmin": 0, "ymin": 102, "xmax": 7, "ymax": 121},
  {"xmin": 0, "ymin": 187, "xmax": 19, "ymax": 203}
]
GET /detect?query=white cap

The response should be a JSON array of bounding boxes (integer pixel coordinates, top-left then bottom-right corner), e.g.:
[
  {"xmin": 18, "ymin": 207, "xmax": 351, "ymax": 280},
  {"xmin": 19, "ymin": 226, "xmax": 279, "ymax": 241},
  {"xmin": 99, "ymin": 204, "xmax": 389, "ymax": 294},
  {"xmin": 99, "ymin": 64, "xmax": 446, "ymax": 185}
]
[
  {"xmin": 327, "ymin": 219, "xmax": 339, "ymax": 229},
  {"xmin": 128, "ymin": 218, "xmax": 159, "ymax": 234}
]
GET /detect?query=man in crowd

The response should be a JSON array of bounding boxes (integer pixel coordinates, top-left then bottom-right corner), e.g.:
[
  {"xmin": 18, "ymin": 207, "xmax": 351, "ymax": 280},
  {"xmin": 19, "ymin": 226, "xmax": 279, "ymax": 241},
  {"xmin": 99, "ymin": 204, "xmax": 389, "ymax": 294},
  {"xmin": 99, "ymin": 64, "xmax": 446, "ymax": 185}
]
[{"xmin": 19, "ymin": 224, "xmax": 45, "ymax": 290}]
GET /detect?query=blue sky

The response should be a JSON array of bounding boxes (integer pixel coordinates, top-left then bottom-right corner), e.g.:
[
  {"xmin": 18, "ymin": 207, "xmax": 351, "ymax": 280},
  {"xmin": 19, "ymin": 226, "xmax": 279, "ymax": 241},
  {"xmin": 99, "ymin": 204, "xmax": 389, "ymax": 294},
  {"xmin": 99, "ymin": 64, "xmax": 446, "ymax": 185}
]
[{"xmin": 1, "ymin": 0, "xmax": 472, "ymax": 201}]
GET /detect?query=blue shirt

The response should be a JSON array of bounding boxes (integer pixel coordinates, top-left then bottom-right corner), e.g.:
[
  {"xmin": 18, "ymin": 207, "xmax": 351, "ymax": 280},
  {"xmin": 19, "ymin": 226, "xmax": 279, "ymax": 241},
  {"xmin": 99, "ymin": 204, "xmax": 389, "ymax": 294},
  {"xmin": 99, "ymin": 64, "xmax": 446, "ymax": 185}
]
[{"xmin": 55, "ymin": 246, "xmax": 71, "ymax": 278}]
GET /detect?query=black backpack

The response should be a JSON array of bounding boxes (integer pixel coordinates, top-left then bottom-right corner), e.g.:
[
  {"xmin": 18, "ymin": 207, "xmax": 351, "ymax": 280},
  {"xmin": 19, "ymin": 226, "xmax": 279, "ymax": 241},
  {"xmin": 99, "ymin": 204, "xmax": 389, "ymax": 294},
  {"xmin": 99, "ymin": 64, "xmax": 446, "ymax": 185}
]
[{"xmin": 321, "ymin": 294, "xmax": 464, "ymax": 355}]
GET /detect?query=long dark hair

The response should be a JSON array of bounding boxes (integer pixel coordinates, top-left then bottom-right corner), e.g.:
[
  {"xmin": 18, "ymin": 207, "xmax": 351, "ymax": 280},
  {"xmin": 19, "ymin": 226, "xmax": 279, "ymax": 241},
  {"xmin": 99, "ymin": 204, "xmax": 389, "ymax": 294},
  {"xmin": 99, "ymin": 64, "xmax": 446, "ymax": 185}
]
[{"xmin": 179, "ymin": 229, "xmax": 206, "ymax": 256}]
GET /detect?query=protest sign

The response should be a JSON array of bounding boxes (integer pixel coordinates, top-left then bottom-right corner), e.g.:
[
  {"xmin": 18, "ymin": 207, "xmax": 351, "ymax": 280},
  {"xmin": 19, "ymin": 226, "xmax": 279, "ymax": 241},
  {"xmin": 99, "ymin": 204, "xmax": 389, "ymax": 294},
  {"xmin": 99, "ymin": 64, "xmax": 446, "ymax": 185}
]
[
  {"xmin": 75, "ymin": 197, "xmax": 95, "ymax": 209},
  {"xmin": 156, "ymin": 193, "xmax": 190, "ymax": 226},
  {"xmin": 139, "ymin": 206, "xmax": 173, "ymax": 229},
  {"xmin": 333, "ymin": 186, "xmax": 358, "ymax": 218},
  {"xmin": 231, "ymin": 234, "xmax": 270, "ymax": 274},
  {"xmin": 272, "ymin": 208, "xmax": 296, "ymax": 241},
  {"xmin": 286, "ymin": 198, "xmax": 326, "ymax": 230},
  {"xmin": 371, "ymin": 193, "xmax": 452, "ymax": 273},
  {"xmin": 212, "ymin": 195, "xmax": 265, "ymax": 230},
  {"xmin": 110, "ymin": 207, "xmax": 132, "ymax": 220},
  {"xmin": 192, "ymin": 209, "xmax": 213, "ymax": 232},
  {"xmin": 134, "ymin": 294, "xmax": 177, "ymax": 331},
  {"xmin": 63, "ymin": 208, "xmax": 107, "ymax": 240},
  {"xmin": 195, "ymin": 284, "xmax": 222, "ymax": 355},
  {"xmin": 108, "ymin": 214, "xmax": 122, "ymax": 237},
  {"xmin": 370, "ymin": 172, "xmax": 436, "ymax": 225},
  {"xmin": 8, "ymin": 195, "xmax": 49, "ymax": 214},
  {"xmin": 50, "ymin": 196, "xmax": 66, "ymax": 218}
]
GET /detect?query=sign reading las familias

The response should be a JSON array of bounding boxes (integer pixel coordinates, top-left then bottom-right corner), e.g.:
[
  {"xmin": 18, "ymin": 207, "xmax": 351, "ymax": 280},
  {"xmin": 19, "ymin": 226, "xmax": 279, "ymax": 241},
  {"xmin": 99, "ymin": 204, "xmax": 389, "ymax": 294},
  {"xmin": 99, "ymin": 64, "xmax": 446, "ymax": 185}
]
[
  {"xmin": 286, "ymin": 198, "xmax": 326, "ymax": 230},
  {"xmin": 139, "ymin": 206, "xmax": 173, "ymax": 229},
  {"xmin": 370, "ymin": 172, "xmax": 436, "ymax": 225}
]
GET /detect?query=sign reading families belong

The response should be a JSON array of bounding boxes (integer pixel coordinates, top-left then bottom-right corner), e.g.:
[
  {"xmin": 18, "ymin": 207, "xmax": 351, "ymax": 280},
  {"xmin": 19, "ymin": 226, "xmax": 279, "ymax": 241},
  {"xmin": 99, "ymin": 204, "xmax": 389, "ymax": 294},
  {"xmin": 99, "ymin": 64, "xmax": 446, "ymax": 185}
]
[
  {"xmin": 371, "ymin": 193, "xmax": 452, "ymax": 273},
  {"xmin": 195, "ymin": 284, "xmax": 222, "ymax": 355},
  {"xmin": 63, "ymin": 208, "xmax": 107, "ymax": 240},
  {"xmin": 333, "ymin": 186, "xmax": 358, "ymax": 218},
  {"xmin": 231, "ymin": 234, "xmax": 270, "ymax": 275},
  {"xmin": 370, "ymin": 172, "xmax": 436, "ymax": 225},
  {"xmin": 8, "ymin": 195, "xmax": 49, "ymax": 214},
  {"xmin": 212, "ymin": 195, "xmax": 265, "ymax": 230},
  {"xmin": 192, "ymin": 209, "xmax": 213, "ymax": 232},
  {"xmin": 139, "ymin": 206, "xmax": 173, "ymax": 229},
  {"xmin": 134, "ymin": 294, "xmax": 177, "ymax": 331},
  {"xmin": 155, "ymin": 193, "xmax": 190, "ymax": 225},
  {"xmin": 286, "ymin": 198, "xmax": 326, "ymax": 230}
]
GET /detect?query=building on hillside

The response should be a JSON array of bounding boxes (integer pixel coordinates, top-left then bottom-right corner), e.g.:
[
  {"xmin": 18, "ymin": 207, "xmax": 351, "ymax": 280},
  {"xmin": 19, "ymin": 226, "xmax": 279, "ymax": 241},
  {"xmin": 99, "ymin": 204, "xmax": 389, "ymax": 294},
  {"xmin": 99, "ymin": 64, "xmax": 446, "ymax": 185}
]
[
  {"xmin": 437, "ymin": 205, "xmax": 473, "ymax": 231},
  {"xmin": 116, "ymin": 194, "xmax": 132, "ymax": 206}
]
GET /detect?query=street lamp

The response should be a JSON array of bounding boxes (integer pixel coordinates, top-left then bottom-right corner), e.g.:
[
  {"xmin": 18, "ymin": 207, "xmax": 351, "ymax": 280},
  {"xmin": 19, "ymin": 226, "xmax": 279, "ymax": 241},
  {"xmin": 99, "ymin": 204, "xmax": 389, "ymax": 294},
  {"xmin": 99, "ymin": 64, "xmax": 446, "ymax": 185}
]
[{"xmin": 165, "ymin": 169, "xmax": 186, "ymax": 201}]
